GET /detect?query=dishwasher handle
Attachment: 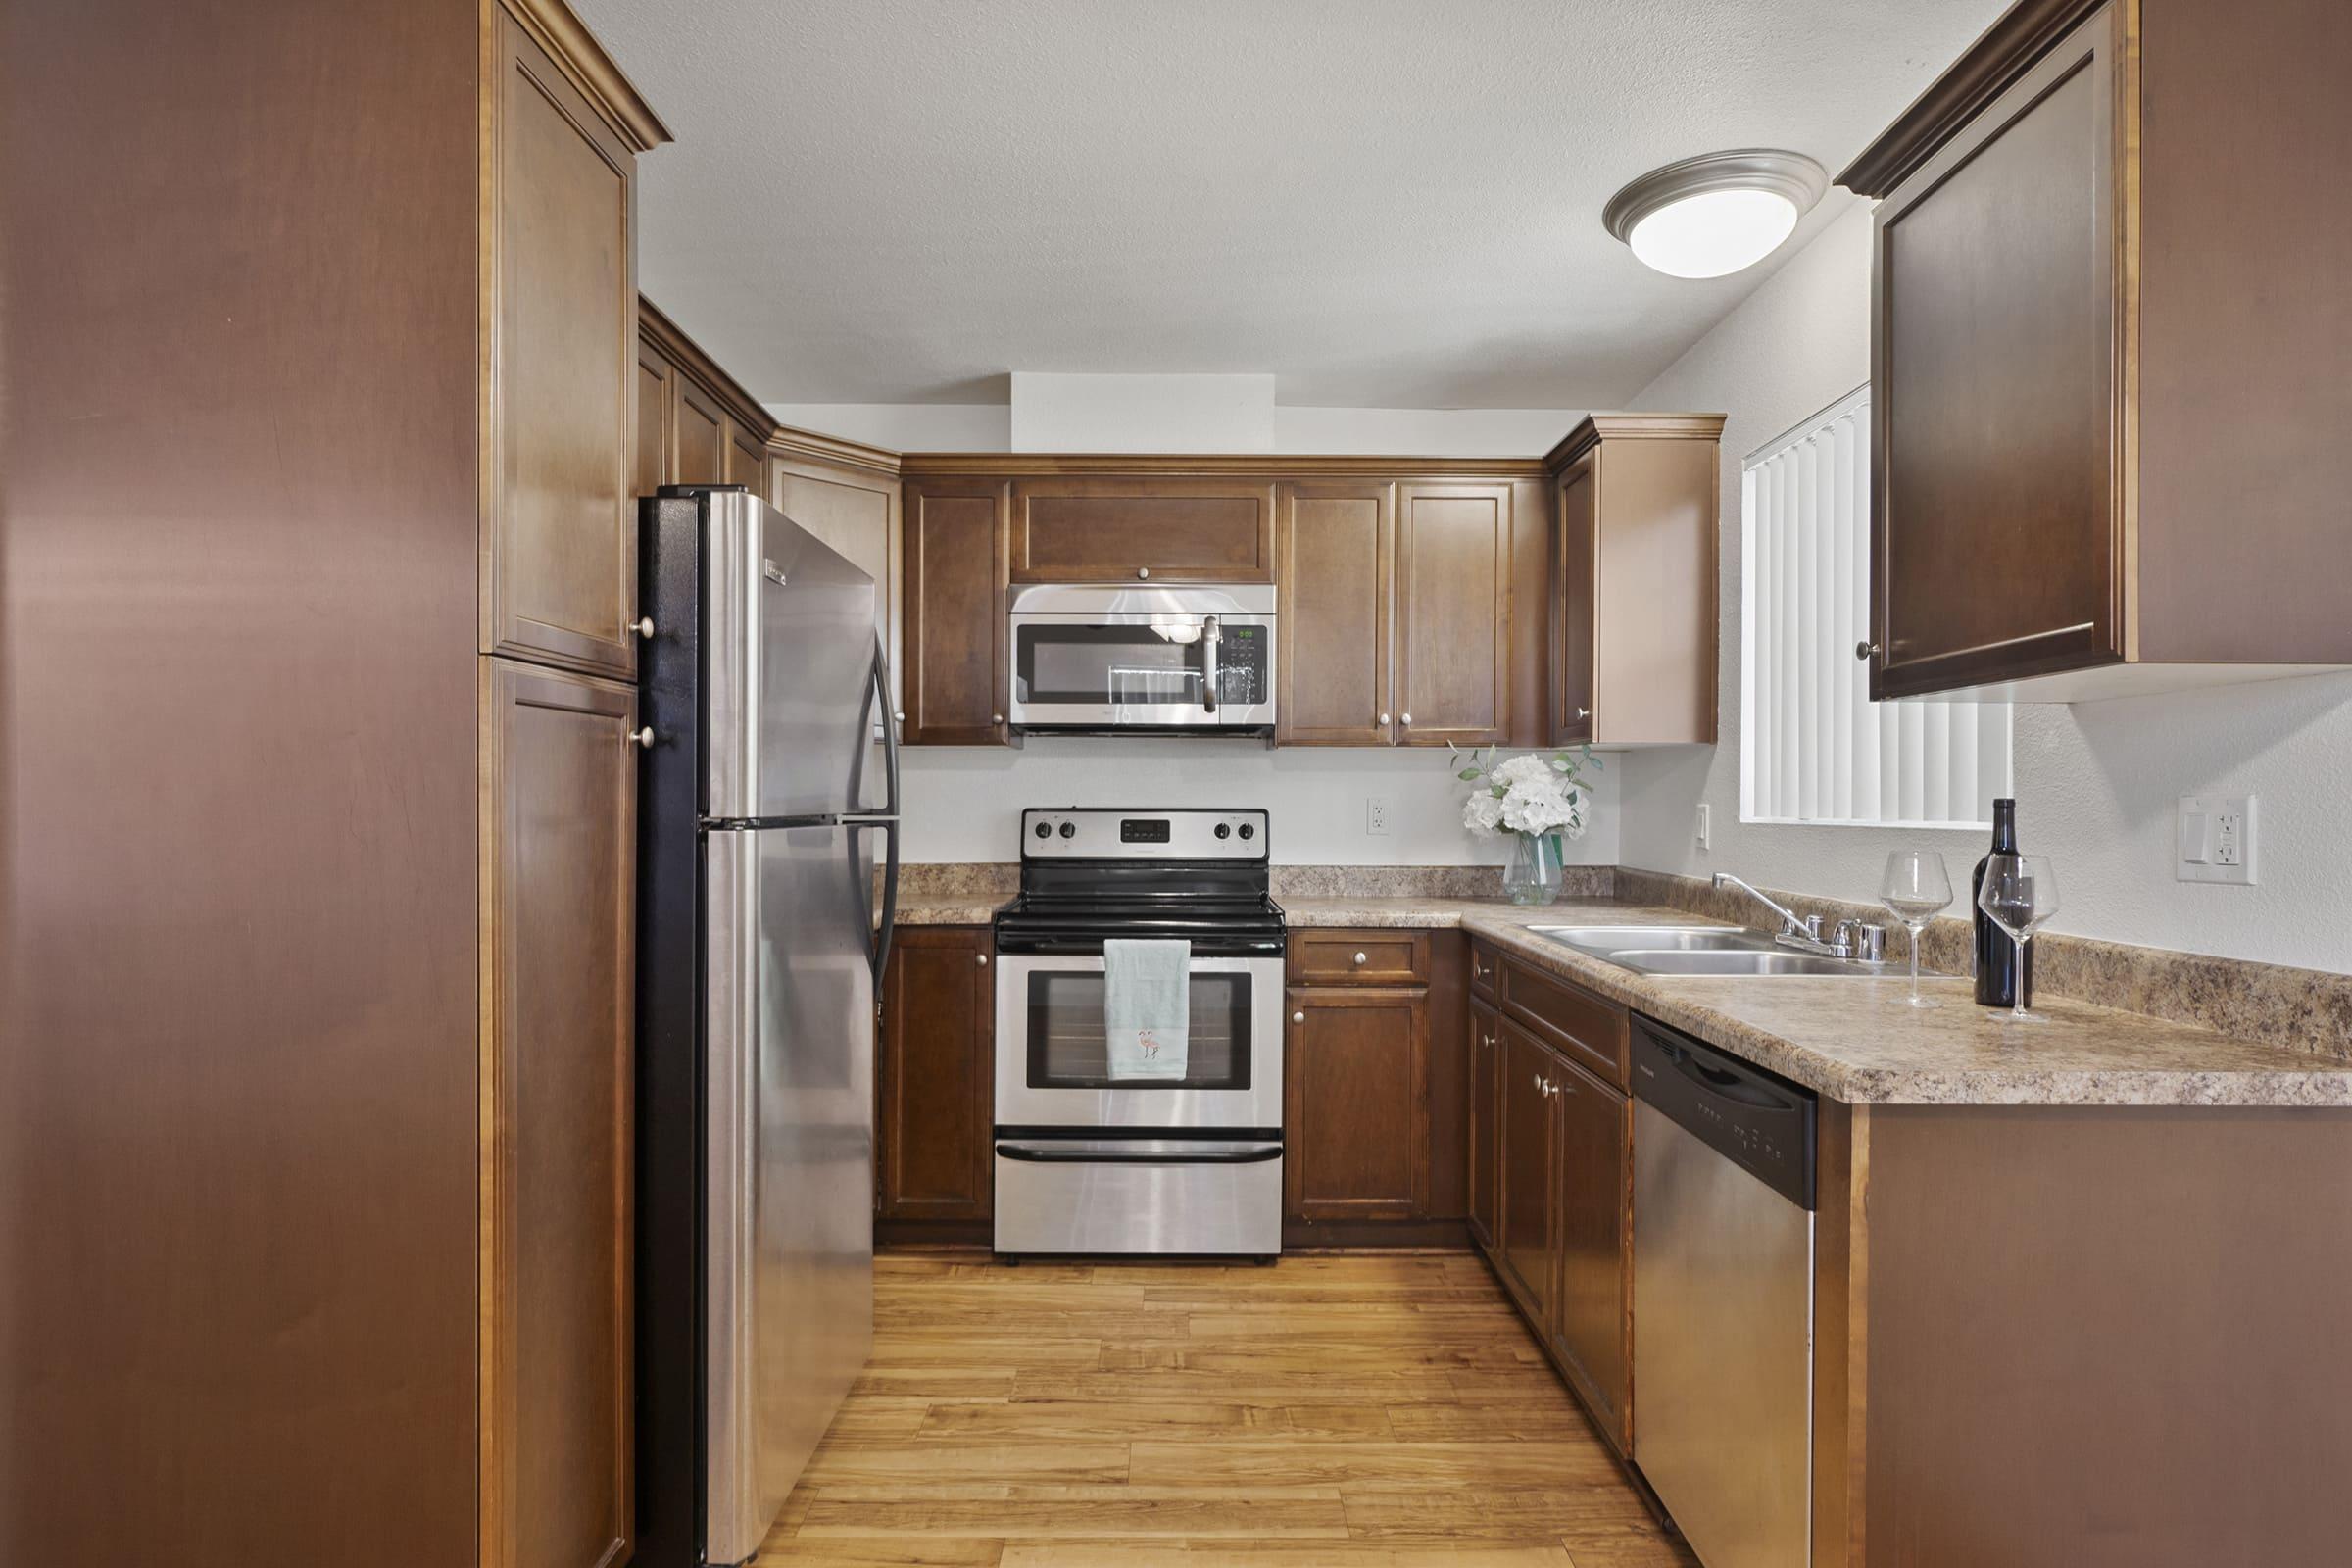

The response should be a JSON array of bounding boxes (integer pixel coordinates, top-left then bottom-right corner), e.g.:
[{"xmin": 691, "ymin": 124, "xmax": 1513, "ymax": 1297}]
[{"xmin": 1632, "ymin": 1014, "xmax": 1818, "ymax": 1211}]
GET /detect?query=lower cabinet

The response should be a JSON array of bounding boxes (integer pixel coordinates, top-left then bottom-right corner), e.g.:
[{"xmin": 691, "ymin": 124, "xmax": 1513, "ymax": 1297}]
[
  {"xmin": 480, "ymin": 659, "xmax": 639, "ymax": 1568},
  {"xmin": 1284, "ymin": 986, "xmax": 1430, "ymax": 1221},
  {"xmin": 1474, "ymin": 948, "xmax": 1635, "ymax": 1458},
  {"xmin": 877, "ymin": 926, "xmax": 995, "ymax": 1224}
]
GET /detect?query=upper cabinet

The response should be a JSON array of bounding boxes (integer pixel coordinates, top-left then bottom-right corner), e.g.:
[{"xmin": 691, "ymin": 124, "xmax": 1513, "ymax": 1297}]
[
  {"xmin": 903, "ymin": 478, "xmax": 1010, "ymax": 744},
  {"xmin": 636, "ymin": 300, "xmax": 771, "ymax": 494},
  {"xmin": 1844, "ymin": 0, "xmax": 2352, "ymax": 701},
  {"xmin": 482, "ymin": 2, "xmax": 663, "ymax": 680},
  {"xmin": 1276, "ymin": 481, "xmax": 1394, "ymax": 745},
  {"xmin": 1008, "ymin": 476, "xmax": 1276, "ymax": 583},
  {"xmin": 1395, "ymin": 482, "xmax": 1513, "ymax": 747},
  {"xmin": 1544, "ymin": 415, "xmax": 1723, "ymax": 746}
]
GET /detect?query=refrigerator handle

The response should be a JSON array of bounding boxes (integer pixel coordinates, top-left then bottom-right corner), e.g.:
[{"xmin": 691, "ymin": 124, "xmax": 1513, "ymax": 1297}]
[
  {"xmin": 871, "ymin": 631, "xmax": 902, "ymax": 819},
  {"xmin": 869, "ymin": 817, "xmax": 900, "ymax": 988}
]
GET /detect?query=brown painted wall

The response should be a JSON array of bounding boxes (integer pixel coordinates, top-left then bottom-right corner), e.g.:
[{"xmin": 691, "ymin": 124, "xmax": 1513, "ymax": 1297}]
[{"xmin": 1, "ymin": 2, "xmax": 481, "ymax": 1561}]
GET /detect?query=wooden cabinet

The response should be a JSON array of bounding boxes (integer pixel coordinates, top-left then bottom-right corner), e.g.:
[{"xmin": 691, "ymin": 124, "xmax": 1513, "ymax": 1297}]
[
  {"xmin": 1843, "ymin": 0, "xmax": 2352, "ymax": 701},
  {"xmin": 634, "ymin": 338, "xmax": 671, "ymax": 503},
  {"xmin": 1284, "ymin": 987, "xmax": 1430, "ymax": 1222},
  {"xmin": 483, "ymin": 4, "xmax": 644, "ymax": 681},
  {"xmin": 1288, "ymin": 928, "xmax": 1429, "ymax": 987},
  {"xmin": 1494, "ymin": 1017, "xmax": 1559, "ymax": 1327},
  {"xmin": 1499, "ymin": 957, "xmax": 1630, "ymax": 1090},
  {"xmin": 903, "ymin": 479, "xmax": 1010, "ymax": 744},
  {"xmin": 770, "ymin": 430, "xmax": 906, "ymax": 681},
  {"xmin": 671, "ymin": 375, "xmax": 726, "ymax": 487},
  {"xmin": 1009, "ymin": 476, "xmax": 1276, "ymax": 583},
  {"xmin": 480, "ymin": 658, "xmax": 640, "ymax": 1568},
  {"xmin": 1467, "ymin": 992, "xmax": 1501, "ymax": 1250},
  {"xmin": 877, "ymin": 928, "xmax": 995, "ymax": 1224},
  {"xmin": 1276, "ymin": 481, "xmax": 1394, "ymax": 745},
  {"xmin": 1395, "ymin": 482, "xmax": 1512, "ymax": 746},
  {"xmin": 1544, "ymin": 415, "xmax": 1723, "ymax": 745},
  {"xmin": 727, "ymin": 422, "xmax": 769, "ymax": 493},
  {"xmin": 1550, "ymin": 1054, "xmax": 1631, "ymax": 1453}
]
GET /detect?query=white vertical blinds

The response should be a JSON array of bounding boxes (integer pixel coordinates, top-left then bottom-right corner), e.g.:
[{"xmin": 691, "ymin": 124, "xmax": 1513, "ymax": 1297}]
[{"xmin": 1740, "ymin": 386, "xmax": 2011, "ymax": 829}]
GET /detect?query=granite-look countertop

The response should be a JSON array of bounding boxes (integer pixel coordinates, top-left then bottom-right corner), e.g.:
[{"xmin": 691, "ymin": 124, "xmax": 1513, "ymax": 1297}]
[
  {"xmin": 1282, "ymin": 896, "xmax": 2352, "ymax": 1108},
  {"xmin": 889, "ymin": 896, "xmax": 1009, "ymax": 926}
]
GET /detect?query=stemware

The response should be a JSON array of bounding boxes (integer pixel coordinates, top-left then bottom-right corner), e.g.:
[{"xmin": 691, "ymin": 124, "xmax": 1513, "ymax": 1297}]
[
  {"xmin": 1976, "ymin": 853, "xmax": 2059, "ymax": 1022},
  {"xmin": 1878, "ymin": 850, "xmax": 1953, "ymax": 1008}
]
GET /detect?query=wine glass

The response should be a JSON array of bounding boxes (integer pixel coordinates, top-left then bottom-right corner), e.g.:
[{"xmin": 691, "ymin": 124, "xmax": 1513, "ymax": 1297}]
[
  {"xmin": 1879, "ymin": 850, "xmax": 1953, "ymax": 1008},
  {"xmin": 1976, "ymin": 853, "xmax": 2059, "ymax": 1022}
]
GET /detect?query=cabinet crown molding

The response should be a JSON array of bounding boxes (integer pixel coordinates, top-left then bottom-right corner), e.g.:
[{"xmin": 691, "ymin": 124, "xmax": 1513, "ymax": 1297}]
[
  {"xmin": 1837, "ymin": 0, "xmax": 2107, "ymax": 196},
  {"xmin": 1543, "ymin": 413, "xmax": 1727, "ymax": 472},
  {"xmin": 768, "ymin": 425, "xmax": 903, "ymax": 479},
  {"xmin": 639, "ymin": 295, "xmax": 773, "ymax": 440},
  {"xmin": 899, "ymin": 452, "xmax": 1550, "ymax": 480},
  {"xmin": 500, "ymin": 0, "xmax": 671, "ymax": 152}
]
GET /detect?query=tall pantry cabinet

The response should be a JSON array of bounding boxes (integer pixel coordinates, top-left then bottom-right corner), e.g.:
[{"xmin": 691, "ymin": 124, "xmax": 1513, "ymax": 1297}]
[{"xmin": 0, "ymin": 4, "xmax": 665, "ymax": 1567}]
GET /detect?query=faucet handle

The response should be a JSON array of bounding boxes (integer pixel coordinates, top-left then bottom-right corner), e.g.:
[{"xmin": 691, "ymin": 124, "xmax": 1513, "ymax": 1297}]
[
  {"xmin": 1798, "ymin": 912, "xmax": 1823, "ymax": 941},
  {"xmin": 1854, "ymin": 923, "xmax": 1888, "ymax": 962}
]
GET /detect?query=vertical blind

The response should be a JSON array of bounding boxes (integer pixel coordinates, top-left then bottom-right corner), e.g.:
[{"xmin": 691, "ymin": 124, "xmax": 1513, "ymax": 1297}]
[{"xmin": 1740, "ymin": 386, "xmax": 2011, "ymax": 828}]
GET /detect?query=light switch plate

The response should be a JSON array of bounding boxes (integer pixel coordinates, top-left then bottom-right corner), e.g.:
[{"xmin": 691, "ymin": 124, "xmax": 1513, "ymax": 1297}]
[
  {"xmin": 2178, "ymin": 794, "xmax": 2257, "ymax": 885},
  {"xmin": 1695, "ymin": 803, "xmax": 1711, "ymax": 851}
]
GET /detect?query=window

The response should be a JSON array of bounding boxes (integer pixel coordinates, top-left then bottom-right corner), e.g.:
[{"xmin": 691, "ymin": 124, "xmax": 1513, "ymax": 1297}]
[{"xmin": 1740, "ymin": 386, "xmax": 2011, "ymax": 829}]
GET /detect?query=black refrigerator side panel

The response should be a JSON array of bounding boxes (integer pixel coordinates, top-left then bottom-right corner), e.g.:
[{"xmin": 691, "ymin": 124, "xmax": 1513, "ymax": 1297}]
[{"xmin": 635, "ymin": 493, "xmax": 709, "ymax": 1568}]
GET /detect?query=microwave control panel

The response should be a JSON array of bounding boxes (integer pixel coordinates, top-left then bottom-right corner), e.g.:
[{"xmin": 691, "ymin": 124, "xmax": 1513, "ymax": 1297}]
[{"xmin": 1214, "ymin": 623, "xmax": 1268, "ymax": 706}]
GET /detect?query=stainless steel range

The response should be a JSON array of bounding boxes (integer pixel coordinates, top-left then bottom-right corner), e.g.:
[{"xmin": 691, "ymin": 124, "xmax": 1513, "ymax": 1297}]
[{"xmin": 992, "ymin": 807, "xmax": 1287, "ymax": 1259}]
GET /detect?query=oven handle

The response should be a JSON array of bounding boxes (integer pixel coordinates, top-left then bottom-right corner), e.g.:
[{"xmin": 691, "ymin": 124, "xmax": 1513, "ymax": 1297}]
[{"xmin": 995, "ymin": 1140, "xmax": 1284, "ymax": 1165}]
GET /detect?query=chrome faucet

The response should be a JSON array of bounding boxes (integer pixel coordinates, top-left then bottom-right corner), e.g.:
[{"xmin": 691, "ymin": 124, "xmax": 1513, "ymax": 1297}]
[{"xmin": 1712, "ymin": 872, "xmax": 1886, "ymax": 960}]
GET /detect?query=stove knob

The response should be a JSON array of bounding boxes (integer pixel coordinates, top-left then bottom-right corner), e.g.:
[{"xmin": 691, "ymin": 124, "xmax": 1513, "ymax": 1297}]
[
  {"xmin": 1237, "ymin": 822, "xmax": 1255, "ymax": 841},
  {"xmin": 1213, "ymin": 823, "xmax": 1231, "ymax": 840},
  {"xmin": 1033, "ymin": 821, "xmax": 1052, "ymax": 839},
  {"xmin": 1058, "ymin": 821, "xmax": 1077, "ymax": 840}
]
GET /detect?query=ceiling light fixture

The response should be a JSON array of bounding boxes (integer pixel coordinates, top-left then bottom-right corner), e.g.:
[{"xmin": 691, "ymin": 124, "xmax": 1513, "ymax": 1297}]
[{"xmin": 1603, "ymin": 150, "xmax": 1828, "ymax": 279}]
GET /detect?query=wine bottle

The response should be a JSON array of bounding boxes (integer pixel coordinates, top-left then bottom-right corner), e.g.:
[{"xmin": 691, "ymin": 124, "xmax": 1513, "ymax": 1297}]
[{"xmin": 1972, "ymin": 798, "xmax": 2034, "ymax": 1008}]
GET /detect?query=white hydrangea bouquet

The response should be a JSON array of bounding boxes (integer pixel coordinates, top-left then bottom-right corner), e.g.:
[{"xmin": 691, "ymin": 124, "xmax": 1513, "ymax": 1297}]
[{"xmin": 1451, "ymin": 744, "xmax": 1599, "ymax": 905}]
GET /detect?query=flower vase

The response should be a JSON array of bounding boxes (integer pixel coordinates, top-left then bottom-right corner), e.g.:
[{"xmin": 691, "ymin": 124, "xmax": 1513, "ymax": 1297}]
[{"xmin": 1503, "ymin": 832, "xmax": 1566, "ymax": 906}]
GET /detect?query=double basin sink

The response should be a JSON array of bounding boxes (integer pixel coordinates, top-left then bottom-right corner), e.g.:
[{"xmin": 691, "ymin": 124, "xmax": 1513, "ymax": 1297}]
[{"xmin": 1531, "ymin": 924, "xmax": 1895, "ymax": 977}]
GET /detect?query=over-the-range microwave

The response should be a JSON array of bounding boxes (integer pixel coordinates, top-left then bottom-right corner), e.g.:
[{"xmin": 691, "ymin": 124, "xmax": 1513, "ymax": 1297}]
[{"xmin": 1005, "ymin": 583, "xmax": 1275, "ymax": 734}]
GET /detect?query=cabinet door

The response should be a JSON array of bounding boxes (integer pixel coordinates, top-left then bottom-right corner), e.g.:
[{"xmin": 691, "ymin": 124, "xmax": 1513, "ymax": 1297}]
[
  {"xmin": 481, "ymin": 660, "xmax": 637, "ymax": 1568},
  {"xmin": 1008, "ymin": 477, "xmax": 1276, "ymax": 583},
  {"xmin": 877, "ymin": 929, "xmax": 995, "ymax": 1221},
  {"xmin": 485, "ymin": 8, "xmax": 639, "ymax": 679},
  {"xmin": 1495, "ymin": 1020, "xmax": 1557, "ymax": 1327},
  {"xmin": 1552, "ymin": 1056, "xmax": 1631, "ymax": 1454},
  {"xmin": 1551, "ymin": 457, "xmax": 1596, "ymax": 744},
  {"xmin": 902, "ymin": 480, "xmax": 1009, "ymax": 745},
  {"xmin": 1871, "ymin": 4, "xmax": 2123, "ymax": 698},
  {"xmin": 671, "ymin": 377, "xmax": 726, "ymax": 487},
  {"xmin": 1396, "ymin": 482, "xmax": 1510, "ymax": 746},
  {"xmin": 1277, "ymin": 481, "xmax": 1394, "ymax": 744},
  {"xmin": 726, "ymin": 422, "xmax": 768, "ymax": 494},
  {"xmin": 1283, "ymin": 987, "xmax": 1430, "ymax": 1222},
  {"xmin": 772, "ymin": 459, "xmax": 901, "ymax": 695},
  {"xmin": 1467, "ymin": 995, "xmax": 1501, "ymax": 1250},
  {"xmin": 634, "ymin": 340, "xmax": 672, "ymax": 500}
]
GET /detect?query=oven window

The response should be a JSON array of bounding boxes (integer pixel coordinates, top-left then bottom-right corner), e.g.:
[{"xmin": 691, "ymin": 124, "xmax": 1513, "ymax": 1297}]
[
  {"xmin": 1025, "ymin": 970, "xmax": 1250, "ymax": 1090},
  {"xmin": 1015, "ymin": 624, "xmax": 1205, "ymax": 707}
]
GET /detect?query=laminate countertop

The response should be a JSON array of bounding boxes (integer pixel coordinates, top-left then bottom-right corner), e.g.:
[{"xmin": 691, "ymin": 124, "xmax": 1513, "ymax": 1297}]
[{"xmin": 1279, "ymin": 896, "xmax": 2352, "ymax": 1109}]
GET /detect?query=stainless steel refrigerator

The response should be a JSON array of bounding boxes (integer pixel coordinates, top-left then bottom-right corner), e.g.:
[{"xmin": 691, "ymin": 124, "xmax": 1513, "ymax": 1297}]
[{"xmin": 636, "ymin": 485, "xmax": 896, "ymax": 1568}]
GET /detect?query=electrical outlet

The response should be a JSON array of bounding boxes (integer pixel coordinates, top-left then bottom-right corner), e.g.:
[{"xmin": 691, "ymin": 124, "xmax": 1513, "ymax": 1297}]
[
  {"xmin": 1695, "ymin": 803, "xmax": 1711, "ymax": 851},
  {"xmin": 1365, "ymin": 796, "xmax": 1391, "ymax": 836},
  {"xmin": 2178, "ymin": 794, "xmax": 2256, "ymax": 885}
]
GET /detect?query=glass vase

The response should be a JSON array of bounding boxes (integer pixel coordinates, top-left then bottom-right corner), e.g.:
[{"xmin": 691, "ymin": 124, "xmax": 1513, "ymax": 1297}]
[{"xmin": 1503, "ymin": 832, "xmax": 1566, "ymax": 906}]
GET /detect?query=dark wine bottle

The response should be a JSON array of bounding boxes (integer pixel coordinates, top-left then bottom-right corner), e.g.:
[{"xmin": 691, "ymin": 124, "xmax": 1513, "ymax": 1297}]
[{"xmin": 1973, "ymin": 798, "xmax": 2034, "ymax": 1008}]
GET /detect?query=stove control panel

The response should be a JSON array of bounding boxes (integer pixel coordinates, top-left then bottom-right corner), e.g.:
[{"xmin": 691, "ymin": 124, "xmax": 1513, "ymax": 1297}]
[{"xmin": 1021, "ymin": 807, "xmax": 1269, "ymax": 860}]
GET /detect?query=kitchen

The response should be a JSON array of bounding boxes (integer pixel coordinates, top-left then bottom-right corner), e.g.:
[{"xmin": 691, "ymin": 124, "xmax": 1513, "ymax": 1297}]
[{"xmin": 7, "ymin": 1, "xmax": 2352, "ymax": 1567}]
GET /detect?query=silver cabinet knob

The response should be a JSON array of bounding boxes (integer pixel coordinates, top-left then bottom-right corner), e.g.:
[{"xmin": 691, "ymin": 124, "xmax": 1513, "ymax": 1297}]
[
  {"xmin": 1378, "ymin": 712, "xmax": 1391, "ymax": 726},
  {"xmin": 992, "ymin": 712, "xmax": 1004, "ymax": 724},
  {"xmin": 625, "ymin": 727, "xmax": 655, "ymax": 749},
  {"xmin": 1400, "ymin": 713, "xmax": 1412, "ymax": 725},
  {"xmin": 1137, "ymin": 566, "xmax": 1152, "ymax": 580},
  {"xmin": 894, "ymin": 710, "xmax": 906, "ymax": 722},
  {"xmin": 1292, "ymin": 1011, "xmax": 1305, "ymax": 1024},
  {"xmin": 1352, "ymin": 951, "xmax": 1368, "ymax": 965},
  {"xmin": 1574, "ymin": 707, "xmax": 1592, "ymax": 721},
  {"xmin": 628, "ymin": 615, "xmax": 655, "ymax": 639},
  {"xmin": 976, "ymin": 953, "xmax": 990, "ymax": 966},
  {"xmin": 1856, "ymin": 640, "xmax": 1881, "ymax": 661}
]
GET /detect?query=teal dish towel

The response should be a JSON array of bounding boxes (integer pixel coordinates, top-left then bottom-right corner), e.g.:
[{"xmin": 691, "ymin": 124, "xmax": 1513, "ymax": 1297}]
[{"xmin": 1102, "ymin": 938, "xmax": 1191, "ymax": 1081}]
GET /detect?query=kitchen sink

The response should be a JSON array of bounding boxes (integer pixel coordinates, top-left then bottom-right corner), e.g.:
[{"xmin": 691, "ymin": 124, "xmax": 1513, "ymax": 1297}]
[
  {"xmin": 1529, "ymin": 924, "xmax": 1771, "ymax": 954},
  {"xmin": 1603, "ymin": 949, "xmax": 1896, "ymax": 977}
]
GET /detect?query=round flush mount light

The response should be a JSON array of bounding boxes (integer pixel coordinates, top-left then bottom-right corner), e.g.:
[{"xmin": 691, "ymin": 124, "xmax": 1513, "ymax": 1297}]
[{"xmin": 1603, "ymin": 149, "xmax": 1829, "ymax": 279}]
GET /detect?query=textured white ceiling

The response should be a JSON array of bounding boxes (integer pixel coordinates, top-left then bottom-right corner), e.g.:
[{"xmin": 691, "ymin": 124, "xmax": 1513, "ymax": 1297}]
[{"xmin": 575, "ymin": 0, "xmax": 2002, "ymax": 408}]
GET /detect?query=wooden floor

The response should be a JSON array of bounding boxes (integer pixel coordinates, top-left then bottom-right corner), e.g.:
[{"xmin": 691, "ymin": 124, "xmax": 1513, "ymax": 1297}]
[{"xmin": 757, "ymin": 1251, "xmax": 1697, "ymax": 1567}]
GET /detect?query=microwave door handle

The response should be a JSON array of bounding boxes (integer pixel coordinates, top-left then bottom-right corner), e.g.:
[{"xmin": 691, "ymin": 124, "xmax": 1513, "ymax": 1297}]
[{"xmin": 1200, "ymin": 614, "xmax": 1220, "ymax": 714}]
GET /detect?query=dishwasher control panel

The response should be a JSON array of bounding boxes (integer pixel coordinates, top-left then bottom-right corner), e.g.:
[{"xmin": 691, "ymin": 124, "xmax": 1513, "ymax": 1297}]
[{"xmin": 1631, "ymin": 1015, "xmax": 1817, "ymax": 1210}]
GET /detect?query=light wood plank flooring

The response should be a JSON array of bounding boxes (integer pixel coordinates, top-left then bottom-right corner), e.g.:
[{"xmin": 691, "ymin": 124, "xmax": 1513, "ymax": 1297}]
[{"xmin": 757, "ymin": 1252, "xmax": 1697, "ymax": 1566}]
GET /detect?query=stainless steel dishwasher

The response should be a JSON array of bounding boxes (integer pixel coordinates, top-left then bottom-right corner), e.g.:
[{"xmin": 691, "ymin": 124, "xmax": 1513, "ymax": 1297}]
[{"xmin": 1631, "ymin": 1014, "xmax": 1817, "ymax": 1568}]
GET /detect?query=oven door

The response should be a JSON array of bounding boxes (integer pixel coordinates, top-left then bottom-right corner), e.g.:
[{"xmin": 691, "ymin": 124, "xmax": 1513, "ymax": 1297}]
[
  {"xmin": 994, "ymin": 954, "xmax": 1286, "ymax": 1130},
  {"xmin": 1006, "ymin": 611, "xmax": 1275, "ymax": 730}
]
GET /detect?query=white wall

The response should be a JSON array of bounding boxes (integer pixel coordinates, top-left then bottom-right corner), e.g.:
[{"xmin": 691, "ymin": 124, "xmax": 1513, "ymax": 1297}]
[
  {"xmin": 1614, "ymin": 200, "xmax": 2352, "ymax": 974},
  {"xmin": 767, "ymin": 401, "xmax": 1582, "ymax": 457},
  {"xmin": 900, "ymin": 739, "xmax": 1618, "ymax": 868},
  {"xmin": 765, "ymin": 402, "xmax": 1011, "ymax": 451},
  {"xmin": 1010, "ymin": 372, "xmax": 1276, "ymax": 452}
]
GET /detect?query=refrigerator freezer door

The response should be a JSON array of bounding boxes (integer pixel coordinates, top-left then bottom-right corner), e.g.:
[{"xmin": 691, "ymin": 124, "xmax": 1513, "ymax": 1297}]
[
  {"xmin": 705, "ymin": 823, "xmax": 876, "ymax": 1565},
  {"xmin": 704, "ymin": 488, "xmax": 879, "ymax": 822}
]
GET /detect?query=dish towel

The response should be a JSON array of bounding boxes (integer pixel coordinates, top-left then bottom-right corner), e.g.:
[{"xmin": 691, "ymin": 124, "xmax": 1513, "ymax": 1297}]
[{"xmin": 1102, "ymin": 938, "xmax": 1191, "ymax": 1081}]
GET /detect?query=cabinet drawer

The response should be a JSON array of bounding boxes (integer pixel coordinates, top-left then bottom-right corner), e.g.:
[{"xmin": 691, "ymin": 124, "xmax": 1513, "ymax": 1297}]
[
  {"xmin": 1498, "ymin": 958, "xmax": 1627, "ymax": 1089},
  {"xmin": 1469, "ymin": 942, "xmax": 1500, "ymax": 1000},
  {"xmin": 1289, "ymin": 930, "xmax": 1430, "ymax": 986}
]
